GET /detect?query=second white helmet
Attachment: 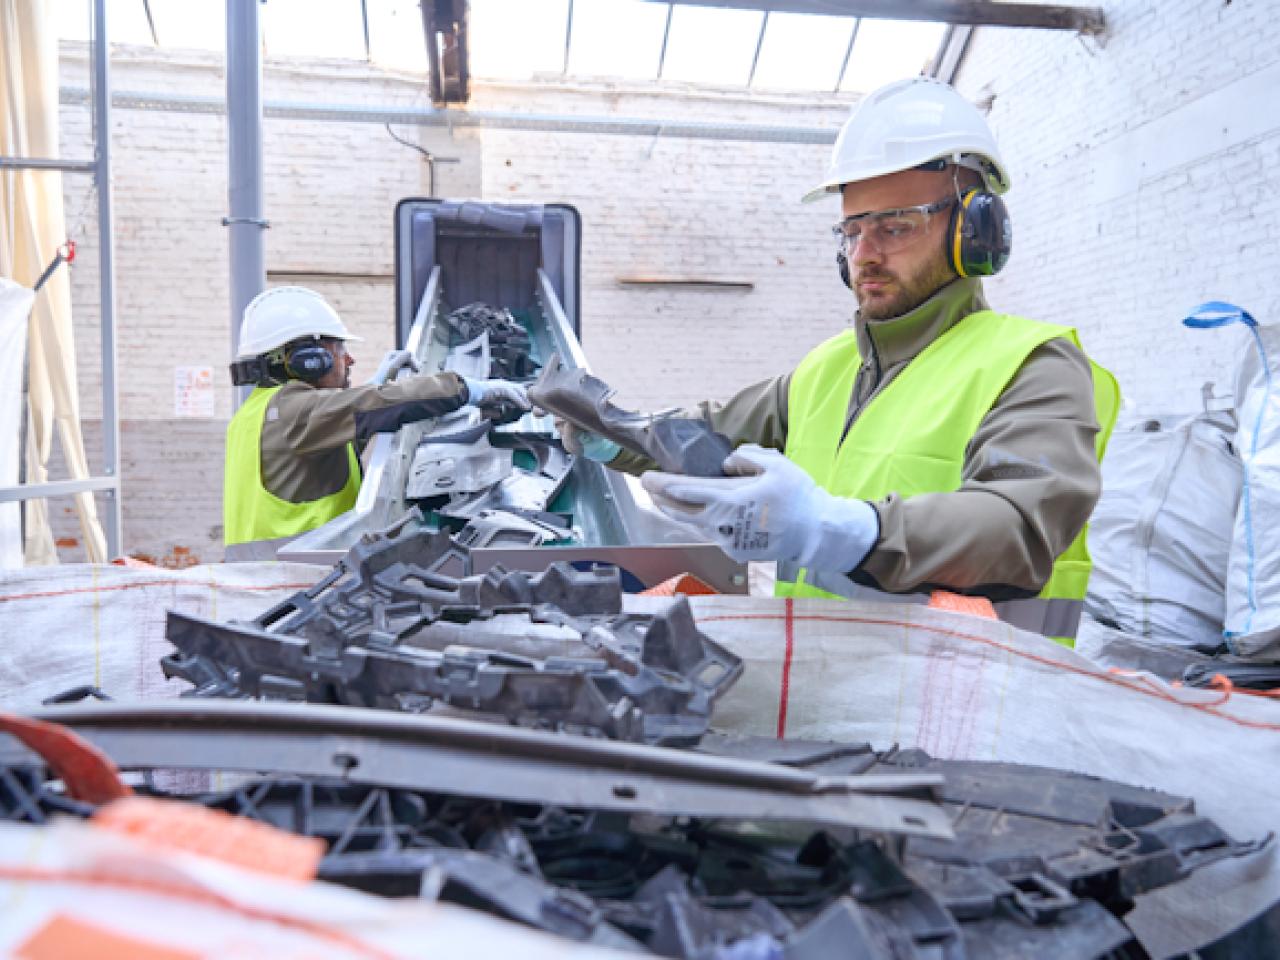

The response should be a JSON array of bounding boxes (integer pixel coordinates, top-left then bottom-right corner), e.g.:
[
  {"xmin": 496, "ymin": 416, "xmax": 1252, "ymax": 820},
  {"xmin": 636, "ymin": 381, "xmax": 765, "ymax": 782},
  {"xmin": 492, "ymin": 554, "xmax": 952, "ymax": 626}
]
[
  {"xmin": 803, "ymin": 77, "xmax": 1010, "ymax": 203},
  {"xmin": 236, "ymin": 286, "xmax": 362, "ymax": 360}
]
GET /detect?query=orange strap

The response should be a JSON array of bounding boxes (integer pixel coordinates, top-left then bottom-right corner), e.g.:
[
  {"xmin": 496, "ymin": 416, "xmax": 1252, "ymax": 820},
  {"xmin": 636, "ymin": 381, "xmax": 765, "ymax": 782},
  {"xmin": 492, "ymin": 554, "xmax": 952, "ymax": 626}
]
[
  {"xmin": 0, "ymin": 713, "xmax": 131, "ymax": 805},
  {"xmin": 93, "ymin": 797, "xmax": 325, "ymax": 882},
  {"xmin": 927, "ymin": 590, "xmax": 998, "ymax": 620},
  {"xmin": 640, "ymin": 573, "xmax": 719, "ymax": 597}
]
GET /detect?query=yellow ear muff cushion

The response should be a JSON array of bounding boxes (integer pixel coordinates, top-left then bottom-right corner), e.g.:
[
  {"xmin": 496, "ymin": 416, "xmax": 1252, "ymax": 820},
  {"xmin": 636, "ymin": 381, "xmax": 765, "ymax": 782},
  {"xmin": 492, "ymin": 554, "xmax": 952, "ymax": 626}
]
[{"xmin": 952, "ymin": 189, "xmax": 979, "ymax": 278}]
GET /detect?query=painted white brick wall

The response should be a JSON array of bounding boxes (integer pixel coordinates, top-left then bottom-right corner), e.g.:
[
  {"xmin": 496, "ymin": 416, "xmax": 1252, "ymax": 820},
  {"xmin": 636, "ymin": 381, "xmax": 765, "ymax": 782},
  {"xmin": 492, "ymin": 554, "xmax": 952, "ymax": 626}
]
[{"xmin": 952, "ymin": 0, "xmax": 1280, "ymax": 414}]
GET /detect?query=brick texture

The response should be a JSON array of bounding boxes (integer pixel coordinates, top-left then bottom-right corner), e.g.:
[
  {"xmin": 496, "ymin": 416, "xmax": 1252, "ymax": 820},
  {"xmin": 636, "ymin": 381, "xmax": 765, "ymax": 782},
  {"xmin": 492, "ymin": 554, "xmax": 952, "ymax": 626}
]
[{"xmin": 953, "ymin": 0, "xmax": 1280, "ymax": 415}]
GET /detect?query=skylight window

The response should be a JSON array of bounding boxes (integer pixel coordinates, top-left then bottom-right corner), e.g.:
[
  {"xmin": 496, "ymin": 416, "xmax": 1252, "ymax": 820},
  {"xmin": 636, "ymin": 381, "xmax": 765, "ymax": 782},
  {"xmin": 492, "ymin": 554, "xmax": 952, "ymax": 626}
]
[
  {"xmin": 659, "ymin": 5, "xmax": 765, "ymax": 86},
  {"xmin": 52, "ymin": 0, "xmax": 953, "ymax": 95},
  {"xmin": 261, "ymin": 0, "xmax": 367, "ymax": 60},
  {"xmin": 749, "ymin": 13, "xmax": 856, "ymax": 91},
  {"xmin": 470, "ymin": 0, "xmax": 573, "ymax": 79},
  {"xmin": 566, "ymin": 0, "xmax": 671, "ymax": 81},
  {"xmin": 838, "ymin": 18, "xmax": 947, "ymax": 94}
]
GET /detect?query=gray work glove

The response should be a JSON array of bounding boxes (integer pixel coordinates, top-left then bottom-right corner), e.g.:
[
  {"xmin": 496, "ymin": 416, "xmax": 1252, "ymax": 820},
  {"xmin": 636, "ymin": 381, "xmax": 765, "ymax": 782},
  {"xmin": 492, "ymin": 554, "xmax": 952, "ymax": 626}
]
[
  {"xmin": 462, "ymin": 376, "xmax": 532, "ymax": 411},
  {"xmin": 641, "ymin": 444, "xmax": 878, "ymax": 569},
  {"xmin": 555, "ymin": 417, "xmax": 623, "ymax": 462},
  {"xmin": 369, "ymin": 348, "xmax": 420, "ymax": 384}
]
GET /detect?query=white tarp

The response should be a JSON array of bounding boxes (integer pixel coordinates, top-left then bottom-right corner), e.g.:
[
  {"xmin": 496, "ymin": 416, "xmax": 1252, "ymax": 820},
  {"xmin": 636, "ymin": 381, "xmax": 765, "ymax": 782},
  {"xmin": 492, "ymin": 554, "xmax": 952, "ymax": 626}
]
[
  {"xmin": 0, "ymin": 817, "xmax": 632, "ymax": 959},
  {"xmin": 0, "ymin": 280, "xmax": 33, "ymax": 568},
  {"xmin": 1079, "ymin": 410, "xmax": 1240, "ymax": 672},
  {"xmin": 1186, "ymin": 302, "xmax": 1280, "ymax": 657},
  {"xmin": 1, "ymin": 562, "xmax": 1278, "ymax": 955}
]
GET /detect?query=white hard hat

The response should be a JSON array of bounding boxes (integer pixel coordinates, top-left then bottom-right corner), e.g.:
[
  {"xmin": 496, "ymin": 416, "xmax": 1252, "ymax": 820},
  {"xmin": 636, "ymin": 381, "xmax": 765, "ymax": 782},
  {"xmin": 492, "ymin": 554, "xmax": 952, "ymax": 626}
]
[
  {"xmin": 803, "ymin": 77, "xmax": 1010, "ymax": 203},
  {"xmin": 235, "ymin": 286, "xmax": 362, "ymax": 359}
]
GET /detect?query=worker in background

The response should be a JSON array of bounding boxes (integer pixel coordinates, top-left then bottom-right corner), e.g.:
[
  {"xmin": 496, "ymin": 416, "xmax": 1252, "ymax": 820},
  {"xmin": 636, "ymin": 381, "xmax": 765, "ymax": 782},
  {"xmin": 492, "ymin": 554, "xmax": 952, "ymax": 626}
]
[
  {"xmin": 565, "ymin": 78, "xmax": 1119, "ymax": 644},
  {"xmin": 223, "ymin": 286, "xmax": 529, "ymax": 560}
]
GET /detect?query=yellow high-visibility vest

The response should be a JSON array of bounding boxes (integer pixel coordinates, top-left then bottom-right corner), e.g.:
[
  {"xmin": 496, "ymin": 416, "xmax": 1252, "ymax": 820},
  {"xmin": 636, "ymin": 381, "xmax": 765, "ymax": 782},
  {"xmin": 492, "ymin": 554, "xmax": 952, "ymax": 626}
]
[
  {"xmin": 223, "ymin": 386, "xmax": 359, "ymax": 548},
  {"xmin": 778, "ymin": 310, "xmax": 1120, "ymax": 645}
]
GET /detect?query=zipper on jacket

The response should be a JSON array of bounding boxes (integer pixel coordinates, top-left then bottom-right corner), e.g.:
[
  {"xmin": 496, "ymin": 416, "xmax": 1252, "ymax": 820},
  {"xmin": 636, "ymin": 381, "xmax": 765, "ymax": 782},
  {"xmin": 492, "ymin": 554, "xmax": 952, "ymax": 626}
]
[{"xmin": 843, "ymin": 336, "xmax": 880, "ymax": 443}]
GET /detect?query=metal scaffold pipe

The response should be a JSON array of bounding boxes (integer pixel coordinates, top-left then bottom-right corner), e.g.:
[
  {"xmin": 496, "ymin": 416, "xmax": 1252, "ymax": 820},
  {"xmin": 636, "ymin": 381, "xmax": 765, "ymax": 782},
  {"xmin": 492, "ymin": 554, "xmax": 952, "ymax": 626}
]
[{"xmin": 225, "ymin": 0, "xmax": 267, "ymax": 408}]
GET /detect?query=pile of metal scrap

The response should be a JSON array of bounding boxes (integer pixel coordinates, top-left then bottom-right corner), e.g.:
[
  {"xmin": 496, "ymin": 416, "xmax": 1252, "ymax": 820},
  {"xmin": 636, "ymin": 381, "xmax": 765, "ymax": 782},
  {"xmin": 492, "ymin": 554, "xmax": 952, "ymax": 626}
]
[
  {"xmin": 161, "ymin": 527, "xmax": 742, "ymax": 746},
  {"xmin": 442, "ymin": 301, "xmax": 539, "ymax": 381},
  {"xmin": 529, "ymin": 353, "xmax": 734, "ymax": 477},
  {"xmin": 409, "ymin": 302, "xmax": 574, "ymax": 548},
  {"xmin": 0, "ymin": 702, "xmax": 1267, "ymax": 959}
]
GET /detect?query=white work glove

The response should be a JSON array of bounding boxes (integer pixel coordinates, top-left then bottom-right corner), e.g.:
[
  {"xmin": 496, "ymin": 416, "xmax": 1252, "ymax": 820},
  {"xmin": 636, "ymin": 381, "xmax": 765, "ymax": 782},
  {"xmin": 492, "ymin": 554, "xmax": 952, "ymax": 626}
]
[
  {"xmin": 555, "ymin": 417, "xmax": 622, "ymax": 462},
  {"xmin": 462, "ymin": 376, "xmax": 532, "ymax": 411},
  {"xmin": 369, "ymin": 348, "xmax": 420, "ymax": 384},
  {"xmin": 640, "ymin": 444, "xmax": 879, "ymax": 570}
]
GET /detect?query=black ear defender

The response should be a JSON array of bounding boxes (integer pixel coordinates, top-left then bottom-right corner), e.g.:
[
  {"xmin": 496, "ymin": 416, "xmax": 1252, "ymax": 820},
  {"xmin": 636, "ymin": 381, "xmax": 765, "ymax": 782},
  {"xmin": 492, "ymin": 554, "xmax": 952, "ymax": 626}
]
[
  {"xmin": 947, "ymin": 188, "xmax": 1012, "ymax": 277},
  {"xmin": 282, "ymin": 339, "xmax": 334, "ymax": 383},
  {"xmin": 228, "ymin": 339, "xmax": 334, "ymax": 387},
  {"xmin": 837, "ymin": 248, "xmax": 852, "ymax": 289}
]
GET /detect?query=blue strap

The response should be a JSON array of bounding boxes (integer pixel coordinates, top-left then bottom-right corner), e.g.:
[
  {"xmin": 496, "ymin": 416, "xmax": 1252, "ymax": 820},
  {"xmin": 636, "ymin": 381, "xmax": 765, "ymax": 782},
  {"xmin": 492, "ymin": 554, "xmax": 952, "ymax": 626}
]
[
  {"xmin": 1181, "ymin": 300, "xmax": 1256, "ymax": 329},
  {"xmin": 1184, "ymin": 301, "xmax": 1265, "ymax": 648}
]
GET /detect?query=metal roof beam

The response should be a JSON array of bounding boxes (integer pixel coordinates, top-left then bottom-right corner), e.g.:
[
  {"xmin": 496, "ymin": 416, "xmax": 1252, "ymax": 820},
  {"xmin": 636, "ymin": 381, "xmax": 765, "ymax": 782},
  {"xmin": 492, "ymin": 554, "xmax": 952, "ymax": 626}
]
[{"xmin": 641, "ymin": 0, "xmax": 1105, "ymax": 35}]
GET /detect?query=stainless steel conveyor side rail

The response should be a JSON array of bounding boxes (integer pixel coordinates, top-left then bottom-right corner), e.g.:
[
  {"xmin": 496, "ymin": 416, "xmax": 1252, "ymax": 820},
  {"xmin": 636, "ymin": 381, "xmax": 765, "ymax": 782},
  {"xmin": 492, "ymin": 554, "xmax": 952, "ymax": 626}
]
[{"xmin": 534, "ymin": 268, "xmax": 645, "ymax": 547}]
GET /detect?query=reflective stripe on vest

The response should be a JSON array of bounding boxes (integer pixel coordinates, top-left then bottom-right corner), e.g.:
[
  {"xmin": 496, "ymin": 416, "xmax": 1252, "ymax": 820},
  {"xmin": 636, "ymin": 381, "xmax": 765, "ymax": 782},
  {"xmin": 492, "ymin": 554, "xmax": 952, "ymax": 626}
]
[
  {"xmin": 778, "ymin": 310, "xmax": 1119, "ymax": 645},
  {"xmin": 222, "ymin": 385, "xmax": 361, "ymax": 547}
]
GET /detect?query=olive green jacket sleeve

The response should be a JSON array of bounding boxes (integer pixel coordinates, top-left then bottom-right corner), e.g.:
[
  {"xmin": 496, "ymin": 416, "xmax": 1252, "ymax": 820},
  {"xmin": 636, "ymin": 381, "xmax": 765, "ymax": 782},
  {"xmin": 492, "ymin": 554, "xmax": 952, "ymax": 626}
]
[
  {"xmin": 259, "ymin": 372, "xmax": 467, "ymax": 503},
  {"xmin": 605, "ymin": 343, "xmax": 1101, "ymax": 598}
]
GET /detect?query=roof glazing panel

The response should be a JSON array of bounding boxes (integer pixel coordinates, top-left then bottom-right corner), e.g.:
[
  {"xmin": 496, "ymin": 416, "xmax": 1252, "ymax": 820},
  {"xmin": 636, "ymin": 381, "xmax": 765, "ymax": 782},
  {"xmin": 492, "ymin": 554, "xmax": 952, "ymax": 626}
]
[
  {"xmin": 838, "ymin": 18, "xmax": 947, "ymax": 93},
  {"xmin": 470, "ymin": 0, "xmax": 572, "ymax": 79},
  {"xmin": 749, "ymin": 12, "xmax": 856, "ymax": 91},
  {"xmin": 659, "ymin": 6, "xmax": 765, "ymax": 86},
  {"xmin": 52, "ymin": 1, "xmax": 953, "ymax": 95},
  {"xmin": 566, "ymin": 0, "xmax": 672, "ymax": 80}
]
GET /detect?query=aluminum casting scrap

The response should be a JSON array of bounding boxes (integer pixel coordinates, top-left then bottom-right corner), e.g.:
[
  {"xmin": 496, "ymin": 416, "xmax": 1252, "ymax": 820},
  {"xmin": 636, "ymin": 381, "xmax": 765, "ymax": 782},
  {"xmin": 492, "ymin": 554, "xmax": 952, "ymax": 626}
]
[
  {"xmin": 439, "ymin": 440, "xmax": 573, "ymax": 521},
  {"xmin": 442, "ymin": 303, "xmax": 539, "ymax": 381},
  {"xmin": 528, "ymin": 353, "xmax": 734, "ymax": 477},
  {"xmin": 265, "ymin": 528, "xmax": 622, "ymax": 641},
  {"xmin": 455, "ymin": 510, "xmax": 567, "ymax": 549},
  {"xmin": 0, "ymin": 701, "xmax": 954, "ymax": 837},
  {"xmin": 161, "ymin": 527, "xmax": 742, "ymax": 745},
  {"xmin": 405, "ymin": 434, "xmax": 514, "ymax": 499},
  {"xmin": 162, "ymin": 601, "xmax": 737, "ymax": 745}
]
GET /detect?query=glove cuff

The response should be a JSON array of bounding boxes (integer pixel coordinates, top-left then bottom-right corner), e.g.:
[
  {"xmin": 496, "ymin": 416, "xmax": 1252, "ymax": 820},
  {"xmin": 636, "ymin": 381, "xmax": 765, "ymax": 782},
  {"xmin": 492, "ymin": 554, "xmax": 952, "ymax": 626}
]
[
  {"xmin": 461, "ymin": 376, "xmax": 486, "ymax": 406},
  {"xmin": 795, "ymin": 487, "xmax": 878, "ymax": 573}
]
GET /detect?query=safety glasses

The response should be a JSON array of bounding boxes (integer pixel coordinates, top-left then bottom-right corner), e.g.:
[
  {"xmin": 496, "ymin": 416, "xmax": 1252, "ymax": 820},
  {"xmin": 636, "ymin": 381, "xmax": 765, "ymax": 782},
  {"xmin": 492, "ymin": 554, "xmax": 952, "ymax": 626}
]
[{"xmin": 832, "ymin": 196, "xmax": 955, "ymax": 256}]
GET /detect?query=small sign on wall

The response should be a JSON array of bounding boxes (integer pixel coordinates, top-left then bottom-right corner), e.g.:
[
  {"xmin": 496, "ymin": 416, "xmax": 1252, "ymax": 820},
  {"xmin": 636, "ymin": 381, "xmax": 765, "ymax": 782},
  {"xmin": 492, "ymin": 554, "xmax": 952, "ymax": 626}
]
[{"xmin": 174, "ymin": 366, "xmax": 215, "ymax": 418}]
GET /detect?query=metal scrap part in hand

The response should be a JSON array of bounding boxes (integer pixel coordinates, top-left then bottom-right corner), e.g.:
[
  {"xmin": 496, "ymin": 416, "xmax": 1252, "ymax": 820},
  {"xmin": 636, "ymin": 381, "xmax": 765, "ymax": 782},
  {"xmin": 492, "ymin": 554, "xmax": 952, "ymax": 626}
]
[
  {"xmin": 161, "ymin": 528, "xmax": 743, "ymax": 746},
  {"xmin": 528, "ymin": 351, "xmax": 735, "ymax": 477}
]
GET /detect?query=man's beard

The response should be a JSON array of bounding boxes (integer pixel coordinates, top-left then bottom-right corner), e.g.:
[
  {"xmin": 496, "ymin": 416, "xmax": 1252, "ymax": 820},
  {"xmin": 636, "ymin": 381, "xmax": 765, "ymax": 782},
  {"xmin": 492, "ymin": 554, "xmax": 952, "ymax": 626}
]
[{"xmin": 855, "ymin": 253, "xmax": 955, "ymax": 321}]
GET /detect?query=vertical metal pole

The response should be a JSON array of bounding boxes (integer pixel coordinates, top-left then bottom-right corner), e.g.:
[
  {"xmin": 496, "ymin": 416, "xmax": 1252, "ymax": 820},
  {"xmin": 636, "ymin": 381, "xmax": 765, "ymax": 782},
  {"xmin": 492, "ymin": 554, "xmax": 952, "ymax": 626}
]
[
  {"xmin": 746, "ymin": 12, "xmax": 769, "ymax": 88},
  {"xmin": 562, "ymin": 0, "xmax": 574, "ymax": 75},
  {"xmin": 226, "ymin": 0, "xmax": 266, "ymax": 406},
  {"xmin": 91, "ymin": 0, "xmax": 122, "ymax": 558},
  {"xmin": 656, "ymin": 4, "xmax": 673, "ymax": 80},
  {"xmin": 834, "ymin": 18, "xmax": 860, "ymax": 92}
]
